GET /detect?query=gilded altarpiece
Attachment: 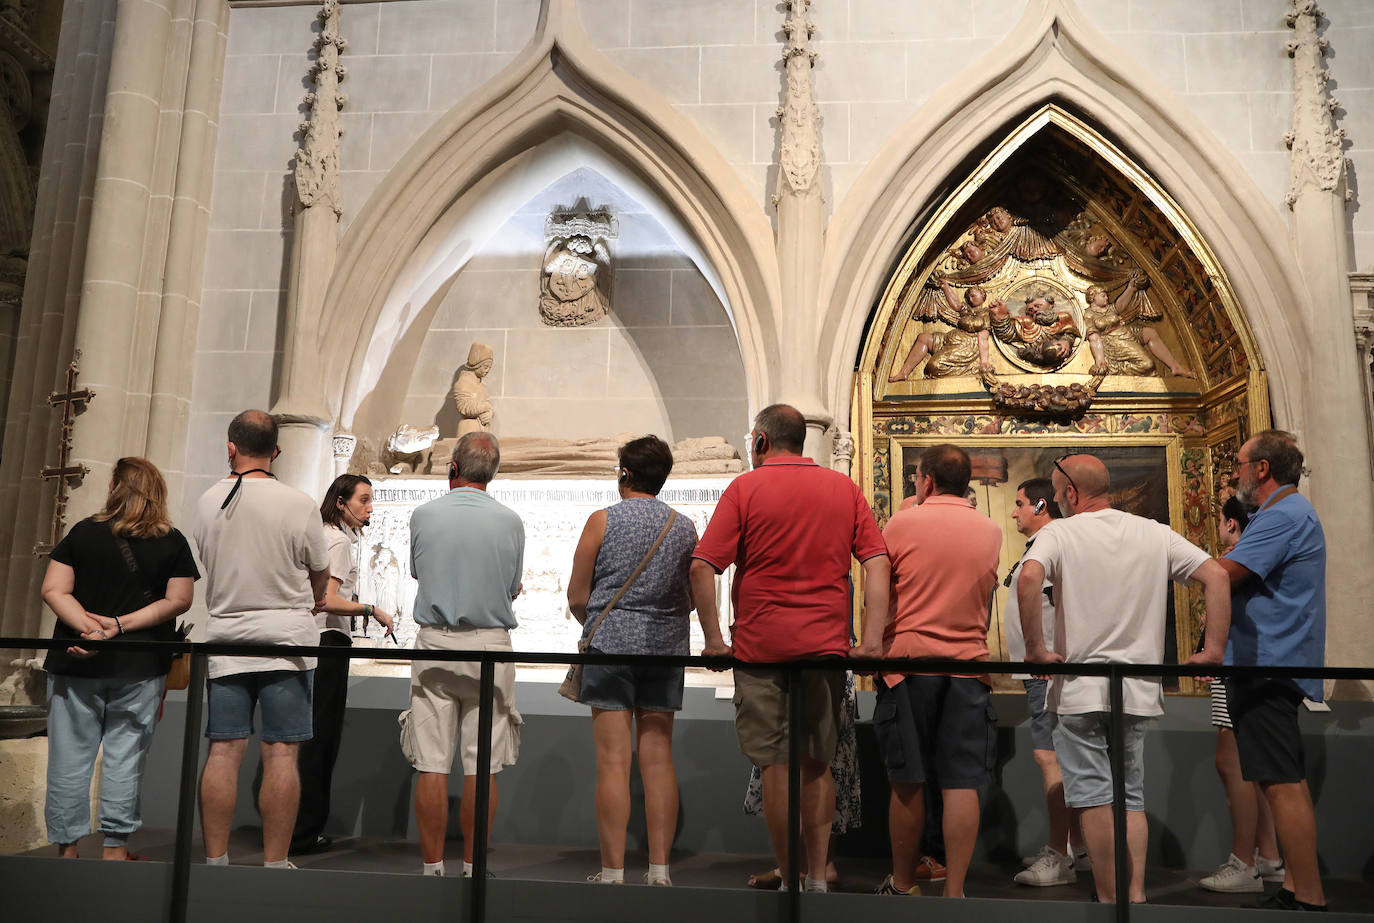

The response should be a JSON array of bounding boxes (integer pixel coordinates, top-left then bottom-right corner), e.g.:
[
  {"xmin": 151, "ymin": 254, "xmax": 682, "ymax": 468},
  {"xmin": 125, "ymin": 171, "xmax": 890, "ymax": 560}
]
[{"xmin": 854, "ymin": 108, "xmax": 1269, "ymax": 694}]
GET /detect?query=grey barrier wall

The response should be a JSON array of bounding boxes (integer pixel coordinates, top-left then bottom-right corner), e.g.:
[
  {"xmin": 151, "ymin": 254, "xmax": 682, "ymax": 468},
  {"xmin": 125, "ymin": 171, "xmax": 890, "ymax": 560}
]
[{"xmin": 136, "ymin": 675, "xmax": 1374, "ymax": 879}]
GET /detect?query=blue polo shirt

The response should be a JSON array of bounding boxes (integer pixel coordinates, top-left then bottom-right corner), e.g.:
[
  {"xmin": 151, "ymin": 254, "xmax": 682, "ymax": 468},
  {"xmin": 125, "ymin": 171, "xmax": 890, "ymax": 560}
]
[
  {"xmin": 1225, "ymin": 490, "xmax": 1326, "ymax": 700},
  {"xmin": 409, "ymin": 487, "xmax": 525, "ymax": 630}
]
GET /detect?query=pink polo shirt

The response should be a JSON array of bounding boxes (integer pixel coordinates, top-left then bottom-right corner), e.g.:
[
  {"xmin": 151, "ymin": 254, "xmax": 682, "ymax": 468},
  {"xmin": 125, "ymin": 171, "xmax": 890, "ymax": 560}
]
[{"xmin": 881, "ymin": 493, "xmax": 1003, "ymax": 687}]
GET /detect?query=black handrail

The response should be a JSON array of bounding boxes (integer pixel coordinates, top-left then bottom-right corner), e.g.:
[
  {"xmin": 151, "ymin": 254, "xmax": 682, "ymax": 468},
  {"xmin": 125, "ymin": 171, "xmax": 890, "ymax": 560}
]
[{"xmin": 4, "ymin": 633, "xmax": 1371, "ymax": 923}]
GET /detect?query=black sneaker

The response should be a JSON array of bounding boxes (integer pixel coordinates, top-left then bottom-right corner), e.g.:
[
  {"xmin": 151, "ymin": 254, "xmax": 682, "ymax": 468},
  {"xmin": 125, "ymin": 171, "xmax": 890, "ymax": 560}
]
[
  {"xmin": 875, "ymin": 874, "xmax": 920, "ymax": 896},
  {"xmin": 1260, "ymin": 889, "xmax": 1327, "ymax": 912}
]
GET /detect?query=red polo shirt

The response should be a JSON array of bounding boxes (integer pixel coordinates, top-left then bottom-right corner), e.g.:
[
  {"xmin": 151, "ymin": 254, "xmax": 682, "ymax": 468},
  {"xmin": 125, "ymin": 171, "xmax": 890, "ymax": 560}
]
[{"xmin": 693, "ymin": 456, "xmax": 888, "ymax": 662}]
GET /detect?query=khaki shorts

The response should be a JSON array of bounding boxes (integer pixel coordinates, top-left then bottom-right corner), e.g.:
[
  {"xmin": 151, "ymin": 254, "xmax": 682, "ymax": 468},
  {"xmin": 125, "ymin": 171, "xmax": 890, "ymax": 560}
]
[
  {"xmin": 733, "ymin": 665, "xmax": 843, "ymax": 767},
  {"xmin": 400, "ymin": 626, "xmax": 522, "ymax": 776}
]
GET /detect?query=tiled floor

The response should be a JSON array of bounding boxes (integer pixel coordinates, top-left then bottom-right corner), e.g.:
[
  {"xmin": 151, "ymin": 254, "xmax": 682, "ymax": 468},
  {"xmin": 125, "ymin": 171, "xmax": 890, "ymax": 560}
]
[{"xmin": 27, "ymin": 829, "xmax": 1374, "ymax": 913}]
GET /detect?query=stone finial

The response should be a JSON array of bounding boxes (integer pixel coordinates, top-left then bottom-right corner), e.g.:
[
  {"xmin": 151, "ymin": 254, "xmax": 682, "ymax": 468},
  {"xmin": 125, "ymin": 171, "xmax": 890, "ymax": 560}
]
[
  {"xmin": 1283, "ymin": 0, "xmax": 1348, "ymax": 207},
  {"xmin": 776, "ymin": 0, "xmax": 821, "ymax": 199},
  {"xmin": 295, "ymin": 0, "xmax": 347, "ymax": 216}
]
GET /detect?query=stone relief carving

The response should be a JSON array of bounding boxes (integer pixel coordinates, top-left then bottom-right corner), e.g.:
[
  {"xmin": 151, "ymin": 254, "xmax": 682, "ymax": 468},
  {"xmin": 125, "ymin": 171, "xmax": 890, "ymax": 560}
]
[
  {"xmin": 831, "ymin": 429, "xmax": 855, "ymax": 475},
  {"xmin": 383, "ymin": 424, "xmax": 439, "ymax": 474},
  {"xmin": 294, "ymin": 0, "xmax": 347, "ymax": 216},
  {"xmin": 777, "ymin": 0, "xmax": 820, "ymax": 197},
  {"xmin": 453, "ymin": 341, "xmax": 494, "ymax": 436},
  {"xmin": 539, "ymin": 200, "xmax": 616, "ymax": 326},
  {"xmin": 1283, "ymin": 0, "xmax": 1349, "ymax": 207},
  {"xmin": 427, "ymin": 434, "xmax": 743, "ymax": 479}
]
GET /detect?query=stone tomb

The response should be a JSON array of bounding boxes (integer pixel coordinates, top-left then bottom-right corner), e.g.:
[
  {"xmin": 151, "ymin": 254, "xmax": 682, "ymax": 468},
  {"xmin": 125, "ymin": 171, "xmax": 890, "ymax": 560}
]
[{"xmin": 355, "ymin": 477, "xmax": 736, "ymax": 658}]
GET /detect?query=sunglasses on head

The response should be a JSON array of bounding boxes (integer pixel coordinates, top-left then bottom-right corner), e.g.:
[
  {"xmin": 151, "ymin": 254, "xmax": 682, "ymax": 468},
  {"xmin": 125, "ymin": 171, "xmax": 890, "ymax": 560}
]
[{"xmin": 1053, "ymin": 454, "xmax": 1078, "ymax": 494}]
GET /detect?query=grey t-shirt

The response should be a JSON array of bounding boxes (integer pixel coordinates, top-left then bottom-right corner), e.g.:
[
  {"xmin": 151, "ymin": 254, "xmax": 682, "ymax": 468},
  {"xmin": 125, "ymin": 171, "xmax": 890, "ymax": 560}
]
[{"xmin": 409, "ymin": 487, "xmax": 525, "ymax": 630}]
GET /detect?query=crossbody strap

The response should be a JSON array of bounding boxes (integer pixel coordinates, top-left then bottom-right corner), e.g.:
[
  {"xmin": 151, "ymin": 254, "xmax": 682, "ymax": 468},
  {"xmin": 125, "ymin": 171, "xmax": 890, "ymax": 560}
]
[
  {"xmin": 113, "ymin": 534, "xmax": 157, "ymax": 607},
  {"xmin": 581, "ymin": 509, "xmax": 678, "ymax": 652}
]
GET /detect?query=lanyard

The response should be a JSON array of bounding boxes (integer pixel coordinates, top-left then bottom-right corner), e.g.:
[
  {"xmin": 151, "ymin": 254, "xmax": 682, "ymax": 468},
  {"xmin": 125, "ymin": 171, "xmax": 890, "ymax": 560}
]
[
  {"xmin": 1256, "ymin": 484, "xmax": 1299, "ymax": 515},
  {"xmin": 220, "ymin": 468, "xmax": 275, "ymax": 510}
]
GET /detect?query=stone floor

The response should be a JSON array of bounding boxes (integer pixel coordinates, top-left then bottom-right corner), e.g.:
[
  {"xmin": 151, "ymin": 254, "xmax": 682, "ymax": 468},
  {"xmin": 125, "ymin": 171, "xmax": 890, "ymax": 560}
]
[{"xmin": 24, "ymin": 828, "xmax": 1374, "ymax": 913}]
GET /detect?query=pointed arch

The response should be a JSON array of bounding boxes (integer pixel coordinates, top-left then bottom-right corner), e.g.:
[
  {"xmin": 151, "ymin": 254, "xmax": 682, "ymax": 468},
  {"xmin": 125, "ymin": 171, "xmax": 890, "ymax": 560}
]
[
  {"xmin": 318, "ymin": 0, "xmax": 780, "ymax": 428},
  {"xmin": 817, "ymin": 0, "xmax": 1307, "ymax": 434}
]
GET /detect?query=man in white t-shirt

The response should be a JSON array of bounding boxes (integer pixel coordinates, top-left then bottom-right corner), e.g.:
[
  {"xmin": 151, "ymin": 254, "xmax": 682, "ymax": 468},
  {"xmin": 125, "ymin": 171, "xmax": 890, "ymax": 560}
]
[
  {"xmin": 193, "ymin": 410, "xmax": 330, "ymax": 868},
  {"xmin": 1016, "ymin": 454, "xmax": 1230, "ymax": 904}
]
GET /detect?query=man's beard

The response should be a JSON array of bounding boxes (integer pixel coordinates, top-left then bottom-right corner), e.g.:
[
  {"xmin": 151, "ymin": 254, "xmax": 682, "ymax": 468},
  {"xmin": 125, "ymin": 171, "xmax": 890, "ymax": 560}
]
[{"xmin": 1235, "ymin": 479, "xmax": 1256, "ymax": 505}]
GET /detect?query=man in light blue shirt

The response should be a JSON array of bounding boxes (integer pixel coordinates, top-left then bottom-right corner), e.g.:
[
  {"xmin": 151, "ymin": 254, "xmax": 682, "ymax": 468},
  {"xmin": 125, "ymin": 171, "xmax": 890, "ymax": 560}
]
[
  {"xmin": 1217, "ymin": 430, "xmax": 1326, "ymax": 911},
  {"xmin": 403, "ymin": 432, "xmax": 524, "ymax": 879}
]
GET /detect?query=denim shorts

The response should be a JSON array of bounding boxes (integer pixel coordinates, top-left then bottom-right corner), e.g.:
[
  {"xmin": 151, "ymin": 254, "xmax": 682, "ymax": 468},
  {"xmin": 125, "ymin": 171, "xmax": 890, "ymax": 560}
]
[
  {"xmin": 1052, "ymin": 711, "xmax": 1151, "ymax": 811},
  {"xmin": 206, "ymin": 670, "xmax": 314, "ymax": 743},
  {"xmin": 1024, "ymin": 678, "xmax": 1055, "ymax": 751},
  {"xmin": 580, "ymin": 650, "xmax": 685, "ymax": 713}
]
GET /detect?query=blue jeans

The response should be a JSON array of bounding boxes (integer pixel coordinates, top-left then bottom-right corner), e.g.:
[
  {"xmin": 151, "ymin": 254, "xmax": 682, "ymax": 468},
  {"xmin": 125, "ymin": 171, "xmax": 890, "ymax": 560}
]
[{"xmin": 46, "ymin": 674, "xmax": 165, "ymax": 847}]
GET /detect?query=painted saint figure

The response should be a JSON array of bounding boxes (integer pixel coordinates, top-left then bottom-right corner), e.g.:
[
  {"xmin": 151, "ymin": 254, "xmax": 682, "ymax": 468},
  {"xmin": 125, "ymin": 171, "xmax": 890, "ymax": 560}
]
[
  {"xmin": 1083, "ymin": 276, "xmax": 1195, "ymax": 378},
  {"xmin": 991, "ymin": 295, "xmax": 1082, "ymax": 369},
  {"xmin": 889, "ymin": 272, "xmax": 997, "ymax": 381},
  {"xmin": 453, "ymin": 342, "xmax": 495, "ymax": 436}
]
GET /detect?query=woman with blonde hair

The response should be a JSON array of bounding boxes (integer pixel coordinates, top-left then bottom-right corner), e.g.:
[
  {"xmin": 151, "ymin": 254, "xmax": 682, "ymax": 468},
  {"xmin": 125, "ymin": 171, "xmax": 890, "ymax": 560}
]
[{"xmin": 41, "ymin": 456, "xmax": 199, "ymax": 859}]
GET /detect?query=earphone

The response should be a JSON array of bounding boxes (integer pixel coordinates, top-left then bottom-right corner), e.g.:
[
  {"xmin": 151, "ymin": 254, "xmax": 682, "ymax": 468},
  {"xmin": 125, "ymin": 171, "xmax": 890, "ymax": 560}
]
[
  {"xmin": 448, "ymin": 461, "xmax": 458, "ymax": 480},
  {"xmin": 753, "ymin": 433, "xmax": 767, "ymax": 457},
  {"xmin": 617, "ymin": 466, "xmax": 629, "ymax": 483},
  {"xmin": 1033, "ymin": 498, "xmax": 1047, "ymax": 515}
]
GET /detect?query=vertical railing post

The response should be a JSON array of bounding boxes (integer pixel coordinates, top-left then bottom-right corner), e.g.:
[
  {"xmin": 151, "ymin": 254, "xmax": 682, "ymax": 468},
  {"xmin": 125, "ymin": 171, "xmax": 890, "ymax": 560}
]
[
  {"xmin": 1107, "ymin": 667, "xmax": 1129, "ymax": 923},
  {"xmin": 470, "ymin": 656, "xmax": 496, "ymax": 923},
  {"xmin": 786, "ymin": 665, "xmax": 803, "ymax": 921},
  {"xmin": 169, "ymin": 651, "xmax": 207, "ymax": 923}
]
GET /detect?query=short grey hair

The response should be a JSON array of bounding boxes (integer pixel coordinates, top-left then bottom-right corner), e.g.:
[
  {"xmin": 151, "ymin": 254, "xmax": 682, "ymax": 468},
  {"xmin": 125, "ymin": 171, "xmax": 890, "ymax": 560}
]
[
  {"xmin": 1247, "ymin": 429, "xmax": 1303, "ymax": 486},
  {"xmin": 451, "ymin": 432, "xmax": 500, "ymax": 484}
]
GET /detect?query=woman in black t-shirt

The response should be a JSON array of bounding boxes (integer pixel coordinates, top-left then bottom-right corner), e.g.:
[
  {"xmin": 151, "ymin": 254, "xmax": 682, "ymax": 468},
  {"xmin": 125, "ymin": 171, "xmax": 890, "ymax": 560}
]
[{"xmin": 40, "ymin": 457, "xmax": 199, "ymax": 860}]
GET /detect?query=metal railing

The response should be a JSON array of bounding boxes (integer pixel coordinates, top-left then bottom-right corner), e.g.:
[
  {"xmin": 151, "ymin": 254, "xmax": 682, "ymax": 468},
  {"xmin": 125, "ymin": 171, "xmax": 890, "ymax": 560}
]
[{"xmin": 3, "ymin": 634, "xmax": 1371, "ymax": 923}]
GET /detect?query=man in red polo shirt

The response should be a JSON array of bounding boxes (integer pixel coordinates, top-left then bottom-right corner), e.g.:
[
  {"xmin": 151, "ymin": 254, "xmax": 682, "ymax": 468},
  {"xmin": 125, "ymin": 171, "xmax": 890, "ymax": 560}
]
[
  {"xmin": 875, "ymin": 443, "xmax": 1002, "ymax": 898},
  {"xmin": 692, "ymin": 403, "xmax": 890, "ymax": 893}
]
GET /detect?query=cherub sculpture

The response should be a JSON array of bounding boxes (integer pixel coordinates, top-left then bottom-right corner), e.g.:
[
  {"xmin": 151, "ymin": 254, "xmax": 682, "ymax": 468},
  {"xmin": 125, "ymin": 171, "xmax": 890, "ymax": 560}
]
[
  {"xmin": 889, "ymin": 271, "xmax": 998, "ymax": 381},
  {"xmin": 1083, "ymin": 274, "xmax": 1195, "ymax": 378}
]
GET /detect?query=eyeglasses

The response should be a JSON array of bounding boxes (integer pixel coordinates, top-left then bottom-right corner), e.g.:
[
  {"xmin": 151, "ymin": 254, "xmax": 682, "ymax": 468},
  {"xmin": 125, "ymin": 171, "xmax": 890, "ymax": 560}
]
[
  {"xmin": 1235, "ymin": 458, "xmax": 1262, "ymax": 470},
  {"xmin": 1052, "ymin": 454, "xmax": 1078, "ymax": 494}
]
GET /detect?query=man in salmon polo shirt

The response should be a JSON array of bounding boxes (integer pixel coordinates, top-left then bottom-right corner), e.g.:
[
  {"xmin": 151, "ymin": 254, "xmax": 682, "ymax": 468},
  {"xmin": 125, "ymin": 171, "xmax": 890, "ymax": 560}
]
[
  {"xmin": 691, "ymin": 403, "xmax": 890, "ymax": 894},
  {"xmin": 874, "ymin": 443, "xmax": 1003, "ymax": 898}
]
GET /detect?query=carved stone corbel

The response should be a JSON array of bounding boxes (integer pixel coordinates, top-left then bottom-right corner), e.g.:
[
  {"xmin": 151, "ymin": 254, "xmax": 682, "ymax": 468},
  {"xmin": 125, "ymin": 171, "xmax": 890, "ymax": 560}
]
[{"xmin": 775, "ymin": 0, "xmax": 821, "ymax": 202}]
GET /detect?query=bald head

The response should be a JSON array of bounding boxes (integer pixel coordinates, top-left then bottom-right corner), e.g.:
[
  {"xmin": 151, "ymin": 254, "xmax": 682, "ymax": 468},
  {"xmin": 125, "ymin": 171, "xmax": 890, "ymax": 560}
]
[{"xmin": 1052, "ymin": 453, "xmax": 1110, "ymax": 515}]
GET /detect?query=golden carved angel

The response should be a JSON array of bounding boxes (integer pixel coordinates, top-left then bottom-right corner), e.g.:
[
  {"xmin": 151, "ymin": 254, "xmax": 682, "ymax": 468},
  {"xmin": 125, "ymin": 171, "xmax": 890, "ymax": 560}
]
[
  {"xmin": 889, "ymin": 272, "xmax": 998, "ymax": 381},
  {"xmin": 1083, "ymin": 274, "xmax": 1195, "ymax": 378}
]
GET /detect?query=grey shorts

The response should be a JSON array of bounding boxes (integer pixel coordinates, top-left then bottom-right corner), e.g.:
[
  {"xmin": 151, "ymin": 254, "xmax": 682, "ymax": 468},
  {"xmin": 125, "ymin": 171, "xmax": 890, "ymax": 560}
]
[
  {"xmin": 1024, "ymin": 678, "xmax": 1054, "ymax": 751},
  {"xmin": 873, "ymin": 674, "xmax": 996, "ymax": 789},
  {"xmin": 1052, "ymin": 711, "xmax": 1151, "ymax": 811},
  {"xmin": 733, "ymin": 665, "xmax": 843, "ymax": 767}
]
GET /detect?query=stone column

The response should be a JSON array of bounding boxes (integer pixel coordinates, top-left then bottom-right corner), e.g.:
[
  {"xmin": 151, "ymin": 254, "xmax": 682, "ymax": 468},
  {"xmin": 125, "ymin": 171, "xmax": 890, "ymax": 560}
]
[
  {"xmin": 1350, "ymin": 273, "xmax": 1374, "ymax": 476},
  {"xmin": 271, "ymin": 0, "xmax": 347, "ymax": 500},
  {"xmin": 0, "ymin": 0, "xmax": 118, "ymax": 639},
  {"xmin": 772, "ymin": 0, "xmax": 832, "ymax": 463},
  {"xmin": 1283, "ymin": 1, "xmax": 1374, "ymax": 698}
]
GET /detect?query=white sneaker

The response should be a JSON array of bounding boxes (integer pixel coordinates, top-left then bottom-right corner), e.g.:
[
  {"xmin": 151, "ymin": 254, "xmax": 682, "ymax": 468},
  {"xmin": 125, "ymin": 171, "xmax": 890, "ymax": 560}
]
[
  {"xmin": 1014, "ymin": 846, "xmax": 1076, "ymax": 887},
  {"xmin": 587, "ymin": 871, "xmax": 624, "ymax": 884},
  {"xmin": 1199, "ymin": 854, "xmax": 1262, "ymax": 893},
  {"xmin": 1255, "ymin": 853, "xmax": 1285, "ymax": 884},
  {"xmin": 643, "ymin": 872, "xmax": 672, "ymax": 886}
]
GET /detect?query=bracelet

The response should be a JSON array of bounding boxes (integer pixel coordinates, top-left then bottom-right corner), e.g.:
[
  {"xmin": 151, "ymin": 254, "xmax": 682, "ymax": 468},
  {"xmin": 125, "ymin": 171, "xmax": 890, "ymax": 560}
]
[
  {"xmin": 364, "ymin": 603, "xmax": 373, "ymax": 618},
  {"xmin": 113, "ymin": 616, "xmax": 124, "ymax": 635}
]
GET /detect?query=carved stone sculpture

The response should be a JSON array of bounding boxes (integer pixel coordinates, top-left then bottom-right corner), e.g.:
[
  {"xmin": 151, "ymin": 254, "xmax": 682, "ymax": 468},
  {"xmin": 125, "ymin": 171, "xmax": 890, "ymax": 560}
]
[
  {"xmin": 426, "ymin": 433, "xmax": 743, "ymax": 478},
  {"xmin": 294, "ymin": 0, "xmax": 347, "ymax": 216},
  {"xmin": 383, "ymin": 424, "xmax": 439, "ymax": 474},
  {"xmin": 453, "ymin": 341, "xmax": 495, "ymax": 436},
  {"xmin": 540, "ymin": 200, "xmax": 616, "ymax": 326},
  {"xmin": 1284, "ymin": 0, "xmax": 1349, "ymax": 207},
  {"xmin": 1083, "ymin": 276, "xmax": 1195, "ymax": 378}
]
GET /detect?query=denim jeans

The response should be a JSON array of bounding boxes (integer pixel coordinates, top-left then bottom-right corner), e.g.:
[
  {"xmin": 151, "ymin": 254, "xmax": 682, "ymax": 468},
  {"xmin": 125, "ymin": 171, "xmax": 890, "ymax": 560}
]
[{"xmin": 46, "ymin": 673, "xmax": 165, "ymax": 847}]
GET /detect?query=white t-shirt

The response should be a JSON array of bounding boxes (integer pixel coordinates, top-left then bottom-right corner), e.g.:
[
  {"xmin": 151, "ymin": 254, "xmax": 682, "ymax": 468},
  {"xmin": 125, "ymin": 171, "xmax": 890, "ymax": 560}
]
[
  {"xmin": 194, "ymin": 477, "xmax": 331, "ymax": 678},
  {"xmin": 1003, "ymin": 537, "xmax": 1055, "ymax": 680},
  {"xmin": 318, "ymin": 524, "xmax": 359, "ymax": 636},
  {"xmin": 1022, "ymin": 508, "xmax": 1210, "ymax": 717}
]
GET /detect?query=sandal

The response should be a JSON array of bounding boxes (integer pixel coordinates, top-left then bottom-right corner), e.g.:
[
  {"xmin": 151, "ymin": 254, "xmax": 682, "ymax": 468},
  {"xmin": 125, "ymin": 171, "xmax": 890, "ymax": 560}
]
[{"xmin": 747, "ymin": 868, "xmax": 782, "ymax": 890}]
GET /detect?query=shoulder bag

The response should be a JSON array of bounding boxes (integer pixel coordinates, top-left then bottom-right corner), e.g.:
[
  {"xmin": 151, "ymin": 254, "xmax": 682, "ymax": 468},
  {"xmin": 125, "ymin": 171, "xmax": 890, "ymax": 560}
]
[{"xmin": 558, "ymin": 509, "xmax": 678, "ymax": 703}]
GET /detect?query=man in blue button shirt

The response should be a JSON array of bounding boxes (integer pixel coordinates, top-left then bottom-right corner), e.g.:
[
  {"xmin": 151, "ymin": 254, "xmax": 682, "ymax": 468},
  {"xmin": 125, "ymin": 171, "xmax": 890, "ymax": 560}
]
[{"xmin": 1217, "ymin": 430, "xmax": 1326, "ymax": 911}]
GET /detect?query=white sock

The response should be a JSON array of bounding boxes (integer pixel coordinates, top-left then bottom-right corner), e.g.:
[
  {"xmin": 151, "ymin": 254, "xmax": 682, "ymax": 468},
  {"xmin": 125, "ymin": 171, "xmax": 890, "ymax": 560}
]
[
  {"xmin": 461, "ymin": 861, "xmax": 473, "ymax": 876},
  {"xmin": 206, "ymin": 854, "xmax": 228, "ymax": 866},
  {"xmin": 264, "ymin": 858, "xmax": 290, "ymax": 869},
  {"xmin": 648, "ymin": 863, "xmax": 670, "ymax": 881},
  {"xmin": 424, "ymin": 860, "xmax": 445, "ymax": 877},
  {"xmin": 803, "ymin": 876, "xmax": 828, "ymax": 893},
  {"xmin": 599, "ymin": 866, "xmax": 624, "ymax": 883}
]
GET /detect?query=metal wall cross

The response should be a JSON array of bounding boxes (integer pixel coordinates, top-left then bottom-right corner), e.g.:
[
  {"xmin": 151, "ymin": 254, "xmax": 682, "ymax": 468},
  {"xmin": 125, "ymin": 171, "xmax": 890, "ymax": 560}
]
[{"xmin": 33, "ymin": 353, "xmax": 94, "ymax": 556}]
